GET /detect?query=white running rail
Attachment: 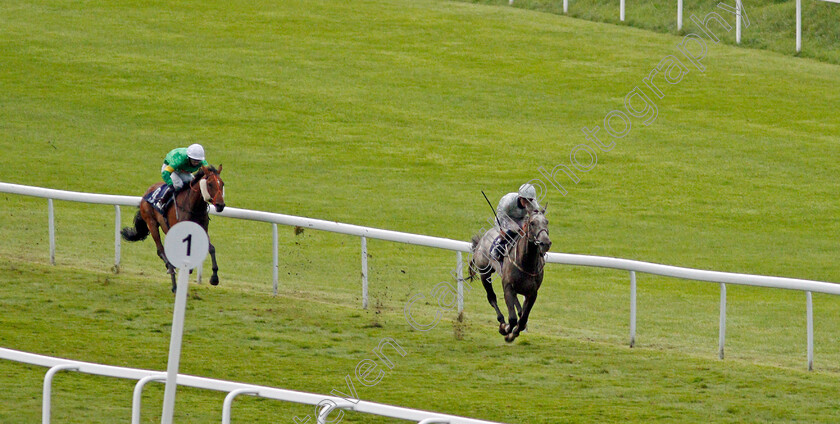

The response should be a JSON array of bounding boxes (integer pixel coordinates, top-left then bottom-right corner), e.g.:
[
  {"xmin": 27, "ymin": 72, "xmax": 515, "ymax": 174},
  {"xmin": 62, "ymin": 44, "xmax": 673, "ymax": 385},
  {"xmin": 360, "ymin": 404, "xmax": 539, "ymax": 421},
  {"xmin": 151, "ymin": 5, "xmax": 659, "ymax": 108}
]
[
  {"xmin": 0, "ymin": 347, "xmax": 501, "ymax": 424},
  {"xmin": 1, "ymin": 181, "xmax": 838, "ymax": 369}
]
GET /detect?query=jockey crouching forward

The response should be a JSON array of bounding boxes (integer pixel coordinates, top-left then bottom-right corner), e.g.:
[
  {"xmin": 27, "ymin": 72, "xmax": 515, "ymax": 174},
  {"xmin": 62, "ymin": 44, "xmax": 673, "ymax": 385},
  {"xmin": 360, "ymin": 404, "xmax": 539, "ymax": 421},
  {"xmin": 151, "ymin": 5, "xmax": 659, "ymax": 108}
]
[
  {"xmin": 154, "ymin": 144, "xmax": 209, "ymax": 211},
  {"xmin": 489, "ymin": 183, "xmax": 541, "ymax": 262}
]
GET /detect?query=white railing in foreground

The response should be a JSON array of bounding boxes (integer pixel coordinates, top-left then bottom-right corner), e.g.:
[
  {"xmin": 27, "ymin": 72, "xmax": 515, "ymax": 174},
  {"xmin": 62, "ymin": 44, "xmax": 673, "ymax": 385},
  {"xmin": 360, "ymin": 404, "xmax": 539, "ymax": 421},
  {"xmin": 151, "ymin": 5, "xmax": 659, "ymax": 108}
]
[
  {"xmin": 1, "ymin": 181, "xmax": 838, "ymax": 370},
  {"xmin": 0, "ymin": 347, "xmax": 502, "ymax": 424}
]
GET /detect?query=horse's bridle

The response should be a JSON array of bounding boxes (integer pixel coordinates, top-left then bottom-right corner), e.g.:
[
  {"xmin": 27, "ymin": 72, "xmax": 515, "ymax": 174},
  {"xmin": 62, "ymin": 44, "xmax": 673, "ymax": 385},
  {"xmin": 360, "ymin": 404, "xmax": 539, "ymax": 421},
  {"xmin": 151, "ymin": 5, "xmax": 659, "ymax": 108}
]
[
  {"xmin": 524, "ymin": 212, "xmax": 549, "ymax": 252},
  {"xmin": 508, "ymin": 212, "xmax": 547, "ymax": 277},
  {"xmin": 172, "ymin": 171, "xmax": 222, "ymax": 221},
  {"xmin": 190, "ymin": 171, "xmax": 224, "ymax": 206}
]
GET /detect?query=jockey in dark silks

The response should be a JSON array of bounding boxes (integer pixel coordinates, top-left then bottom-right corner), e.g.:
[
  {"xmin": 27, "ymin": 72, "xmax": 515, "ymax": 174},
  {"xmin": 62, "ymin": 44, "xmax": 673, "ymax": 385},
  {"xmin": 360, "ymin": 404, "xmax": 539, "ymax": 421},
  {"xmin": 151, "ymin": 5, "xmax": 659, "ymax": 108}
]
[
  {"xmin": 154, "ymin": 144, "xmax": 209, "ymax": 211},
  {"xmin": 489, "ymin": 183, "xmax": 541, "ymax": 262}
]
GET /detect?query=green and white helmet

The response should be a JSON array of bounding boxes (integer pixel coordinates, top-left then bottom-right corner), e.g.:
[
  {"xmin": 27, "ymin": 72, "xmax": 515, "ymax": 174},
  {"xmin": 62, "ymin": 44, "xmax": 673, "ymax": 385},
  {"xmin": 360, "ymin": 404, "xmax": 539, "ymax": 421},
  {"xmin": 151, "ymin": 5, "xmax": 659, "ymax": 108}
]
[
  {"xmin": 518, "ymin": 183, "xmax": 536, "ymax": 200},
  {"xmin": 187, "ymin": 144, "xmax": 205, "ymax": 161}
]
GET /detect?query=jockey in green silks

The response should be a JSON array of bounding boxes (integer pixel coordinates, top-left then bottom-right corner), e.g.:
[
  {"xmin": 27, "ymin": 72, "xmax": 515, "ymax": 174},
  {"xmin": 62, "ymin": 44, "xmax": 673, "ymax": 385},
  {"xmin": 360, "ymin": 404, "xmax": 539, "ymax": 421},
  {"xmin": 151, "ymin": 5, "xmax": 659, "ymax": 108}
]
[{"xmin": 154, "ymin": 144, "xmax": 208, "ymax": 210}]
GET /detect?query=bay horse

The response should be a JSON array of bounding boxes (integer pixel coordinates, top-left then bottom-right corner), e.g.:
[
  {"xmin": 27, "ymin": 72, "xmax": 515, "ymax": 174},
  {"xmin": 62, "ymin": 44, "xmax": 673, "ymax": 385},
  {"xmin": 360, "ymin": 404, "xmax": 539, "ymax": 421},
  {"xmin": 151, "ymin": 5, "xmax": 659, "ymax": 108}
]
[
  {"xmin": 469, "ymin": 208, "xmax": 551, "ymax": 342},
  {"xmin": 121, "ymin": 165, "xmax": 225, "ymax": 292}
]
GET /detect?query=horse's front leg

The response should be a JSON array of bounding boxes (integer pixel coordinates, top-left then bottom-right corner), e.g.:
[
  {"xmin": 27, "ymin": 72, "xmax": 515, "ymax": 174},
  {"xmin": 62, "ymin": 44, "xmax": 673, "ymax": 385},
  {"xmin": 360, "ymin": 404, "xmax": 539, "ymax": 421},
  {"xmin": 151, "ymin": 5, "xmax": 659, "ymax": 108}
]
[
  {"xmin": 208, "ymin": 241, "xmax": 219, "ymax": 285},
  {"xmin": 502, "ymin": 283, "xmax": 519, "ymax": 341},
  {"xmin": 511, "ymin": 291, "xmax": 538, "ymax": 339}
]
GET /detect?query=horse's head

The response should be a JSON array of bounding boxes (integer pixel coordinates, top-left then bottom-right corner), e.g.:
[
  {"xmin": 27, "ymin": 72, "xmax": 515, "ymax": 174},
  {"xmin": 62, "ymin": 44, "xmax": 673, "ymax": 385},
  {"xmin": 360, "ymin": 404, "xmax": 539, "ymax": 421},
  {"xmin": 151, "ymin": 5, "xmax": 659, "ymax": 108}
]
[
  {"xmin": 525, "ymin": 207, "xmax": 551, "ymax": 256},
  {"xmin": 197, "ymin": 165, "xmax": 225, "ymax": 213}
]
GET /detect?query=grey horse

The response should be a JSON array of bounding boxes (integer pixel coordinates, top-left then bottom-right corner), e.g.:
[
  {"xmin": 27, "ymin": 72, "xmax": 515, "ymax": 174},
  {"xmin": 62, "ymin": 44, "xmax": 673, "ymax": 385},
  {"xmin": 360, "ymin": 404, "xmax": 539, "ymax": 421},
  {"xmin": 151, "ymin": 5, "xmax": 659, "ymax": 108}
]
[{"xmin": 469, "ymin": 208, "xmax": 551, "ymax": 342}]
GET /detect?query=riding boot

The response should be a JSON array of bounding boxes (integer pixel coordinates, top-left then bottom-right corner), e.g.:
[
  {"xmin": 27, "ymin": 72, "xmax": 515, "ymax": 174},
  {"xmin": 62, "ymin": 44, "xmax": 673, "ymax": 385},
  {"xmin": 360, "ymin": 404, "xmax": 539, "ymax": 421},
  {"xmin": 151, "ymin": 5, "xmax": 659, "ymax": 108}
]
[
  {"xmin": 490, "ymin": 237, "xmax": 504, "ymax": 262},
  {"xmin": 155, "ymin": 185, "xmax": 173, "ymax": 211},
  {"xmin": 491, "ymin": 230, "xmax": 517, "ymax": 262}
]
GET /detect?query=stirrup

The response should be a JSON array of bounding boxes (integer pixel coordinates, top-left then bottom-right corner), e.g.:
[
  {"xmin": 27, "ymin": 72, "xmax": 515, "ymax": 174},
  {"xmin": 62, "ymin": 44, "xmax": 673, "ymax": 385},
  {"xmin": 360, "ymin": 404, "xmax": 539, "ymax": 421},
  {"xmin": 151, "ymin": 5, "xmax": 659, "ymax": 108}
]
[{"xmin": 155, "ymin": 193, "xmax": 170, "ymax": 211}]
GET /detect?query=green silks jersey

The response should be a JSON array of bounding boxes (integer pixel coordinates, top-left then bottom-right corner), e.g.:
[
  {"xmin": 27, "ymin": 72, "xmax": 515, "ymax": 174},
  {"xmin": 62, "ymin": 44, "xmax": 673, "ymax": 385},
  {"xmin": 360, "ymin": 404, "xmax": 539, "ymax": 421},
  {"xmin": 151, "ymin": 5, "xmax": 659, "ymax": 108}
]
[{"xmin": 161, "ymin": 147, "xmax": 209, "ymax": 185}]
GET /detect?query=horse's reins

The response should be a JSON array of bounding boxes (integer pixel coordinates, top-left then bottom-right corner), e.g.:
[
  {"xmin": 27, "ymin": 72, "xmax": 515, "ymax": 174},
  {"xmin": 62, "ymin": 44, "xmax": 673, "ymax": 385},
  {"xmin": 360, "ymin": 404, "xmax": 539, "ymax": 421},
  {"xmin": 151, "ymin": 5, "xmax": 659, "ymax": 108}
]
[
  {"xmin": 508, "ymin": 214, "xmax": 546, "ymax": 277},
  {"xmin": 177, "ymin": 172, "xmax": 221, "ymax": 221}
]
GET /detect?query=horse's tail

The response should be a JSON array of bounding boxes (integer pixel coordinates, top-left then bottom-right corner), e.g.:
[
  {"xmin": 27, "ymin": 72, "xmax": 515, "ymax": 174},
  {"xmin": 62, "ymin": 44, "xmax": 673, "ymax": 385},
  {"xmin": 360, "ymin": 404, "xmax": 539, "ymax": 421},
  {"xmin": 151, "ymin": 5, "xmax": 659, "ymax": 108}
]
[
  {"xmin": 121, "ymin": 210, "xmax": 149, "ymax": 242},
  {"xmin": 470, "ymin": 234, "xmax": 481, "ymax": 251},
  {"xmin": 467, "ymin": 234, "xmax": 481, "ymax": 281}
]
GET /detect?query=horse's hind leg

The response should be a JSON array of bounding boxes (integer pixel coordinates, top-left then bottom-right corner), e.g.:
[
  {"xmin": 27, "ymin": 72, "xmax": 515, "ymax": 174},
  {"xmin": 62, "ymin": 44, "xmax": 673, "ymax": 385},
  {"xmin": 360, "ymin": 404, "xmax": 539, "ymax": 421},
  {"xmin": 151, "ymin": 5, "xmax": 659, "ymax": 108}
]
[
  {"xmin": 208, "ymin": 241, "xmax": 219, "ymax": 285},
  {"xmin": 156, "ymin": 236, "xmax": 177, "ymax": 293},
  {"xmin": 142, "ymin": 206, "xmax": 175, "ymax": 291},
  {"xmin": 480, "ymin": 273, "xmax": 505, "ymax": 326},
  {"xmin": 502, "ymin": 283, "xmax": 519, "ymax": 342},
  {"xmin": 143, "ymin": 211, "xmax": 170, "ymax": 270},
  {"xmin": 169, "ymin": 265, "xmax": 177, "ymax": 293},
  {"xmin": 154, "ymin": 242, "xmax": 172, "ymax": 272}
]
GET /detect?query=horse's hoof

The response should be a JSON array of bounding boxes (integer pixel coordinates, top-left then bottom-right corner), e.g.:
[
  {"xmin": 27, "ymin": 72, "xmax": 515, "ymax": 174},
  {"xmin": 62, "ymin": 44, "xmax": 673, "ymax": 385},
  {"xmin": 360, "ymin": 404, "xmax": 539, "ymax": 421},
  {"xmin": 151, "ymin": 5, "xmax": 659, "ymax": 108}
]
[
  {"xmin": 499, "ymin": 323, "xmax": 509, "ymax": 335},
  {"xmin": 210, "ymin": 275, "xmax": 219, "ymax": 286},
  {"xmin": 505, "ymin": 333, "xmax": 517, "ymax": 343}
]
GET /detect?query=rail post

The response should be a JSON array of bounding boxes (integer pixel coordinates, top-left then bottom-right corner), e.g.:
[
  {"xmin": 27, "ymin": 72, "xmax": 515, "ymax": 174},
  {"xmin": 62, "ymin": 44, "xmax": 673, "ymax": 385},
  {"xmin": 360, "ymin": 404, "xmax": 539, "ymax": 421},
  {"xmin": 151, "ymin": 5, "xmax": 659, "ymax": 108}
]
[
  {"xmin": 132, "ymin": 374, "xmax": 165, "ymax": 424},
  {"xmin": 222, "ymin": 388, "xmax": 259, "ymax": 424},
  {"xmin": 629, "ymin": 271, "xmax": 636, "ymax": 347},
  {"xmin": 807, "ymin": 291, "xmax": 814, "ymax": 371},
  {"xmin": 317, "ymin": 400, "xmax": 356, "ymax": 424},
  {"xmin": 48, "ymin": 199, "xmax": 55, "ymax": 265},
  {"xmin": 677, "ymin": 0, "xmax": 683, "ymax": 30},
  {"xmin": 42, "ymin": 364, "xmax": 79, "ymax": 424},
  {"xmin": 796, "ymin": 0, "xmax": 802, "ymax": 52},
  {"xmin": 273, "ymin": 223, "xmax": 279, "ymax": 295},
  {"xmin": 719, "ymin": 283, "xmax": 727, "ymax": 359},
  {"xmin": 362, "ymin": 236, "xmax": 368, "ymax": 309},
  {"xmin": 457, "ymin": 251, "xmax": 464, "ymax": 314},
  {"xmin": 161, "ymin": 268, "xmax": 189, "ymax": 424},
  {"xmin": 160, "ymin": 222, "xmax": 208, "ymax": 424},
  {"xmin": 114, "ymin": 205, "xmax": 121, "ymax": 273}
]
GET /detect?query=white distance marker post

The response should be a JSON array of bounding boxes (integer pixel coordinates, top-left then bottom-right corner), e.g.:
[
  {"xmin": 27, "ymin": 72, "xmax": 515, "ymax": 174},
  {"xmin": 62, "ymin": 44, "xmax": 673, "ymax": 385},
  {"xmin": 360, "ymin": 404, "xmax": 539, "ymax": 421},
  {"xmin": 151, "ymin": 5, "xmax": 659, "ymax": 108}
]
[{"xmin": 160, "ymin": 221, "xmax": 209, "ymax": 424}]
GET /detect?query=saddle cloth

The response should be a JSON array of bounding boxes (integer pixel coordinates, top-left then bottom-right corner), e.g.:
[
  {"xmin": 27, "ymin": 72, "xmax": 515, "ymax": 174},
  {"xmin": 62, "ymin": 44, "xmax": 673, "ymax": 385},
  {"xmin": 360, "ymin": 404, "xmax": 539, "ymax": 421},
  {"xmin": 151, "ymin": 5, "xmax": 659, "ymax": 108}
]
[{"xmin": 143, "ymin": 185, "xmax": 174, "ymax": 215}]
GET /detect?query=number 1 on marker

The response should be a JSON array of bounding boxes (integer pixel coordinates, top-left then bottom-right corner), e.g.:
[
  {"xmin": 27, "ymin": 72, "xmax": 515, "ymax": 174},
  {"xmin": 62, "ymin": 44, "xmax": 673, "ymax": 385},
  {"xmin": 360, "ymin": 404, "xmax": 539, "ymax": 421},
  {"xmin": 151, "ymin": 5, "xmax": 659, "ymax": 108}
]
[{"xmin": 183, "ymin": 234, "xmax": 192, "ymax": 256}]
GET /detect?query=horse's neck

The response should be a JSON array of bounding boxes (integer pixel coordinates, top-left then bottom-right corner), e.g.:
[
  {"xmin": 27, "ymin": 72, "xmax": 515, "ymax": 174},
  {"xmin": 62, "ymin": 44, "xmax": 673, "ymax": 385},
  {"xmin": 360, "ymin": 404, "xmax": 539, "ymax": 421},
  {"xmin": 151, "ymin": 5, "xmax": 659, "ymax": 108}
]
[
  {"xmin": 190, "ymin": 187, "xmax": 208, "ymax": 214},
  {"xmin": 515, "ymin": 236, "xmax": 540, "ymax": 270},
  {"xmin": 178, "ymin": 186, "xmax": 207, "ymax": 216}
]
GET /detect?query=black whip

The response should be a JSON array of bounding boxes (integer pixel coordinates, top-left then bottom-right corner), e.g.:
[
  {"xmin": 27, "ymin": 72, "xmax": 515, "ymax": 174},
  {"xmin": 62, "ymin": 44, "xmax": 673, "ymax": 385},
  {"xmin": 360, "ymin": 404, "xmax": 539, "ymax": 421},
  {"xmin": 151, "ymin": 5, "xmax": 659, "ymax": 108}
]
[{"xmin": 481, "ymin": 190, "xmax": 501, "ymax": 228}]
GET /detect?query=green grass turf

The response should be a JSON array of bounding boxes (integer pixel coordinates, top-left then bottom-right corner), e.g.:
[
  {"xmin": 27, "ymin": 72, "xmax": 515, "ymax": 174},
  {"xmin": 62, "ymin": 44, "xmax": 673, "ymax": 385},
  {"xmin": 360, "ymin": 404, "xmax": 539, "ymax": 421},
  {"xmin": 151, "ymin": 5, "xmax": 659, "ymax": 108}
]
[
  {"xmin": 1, "ymin": 0, "xmax": 840, "ymax": 422},
  {"xmin": 4, "ymin": 259, "xmax": 840, "ymax": 423},
  {"xmin": 461, "ymin": 0, "xmax": 840, "ymax": 65}
]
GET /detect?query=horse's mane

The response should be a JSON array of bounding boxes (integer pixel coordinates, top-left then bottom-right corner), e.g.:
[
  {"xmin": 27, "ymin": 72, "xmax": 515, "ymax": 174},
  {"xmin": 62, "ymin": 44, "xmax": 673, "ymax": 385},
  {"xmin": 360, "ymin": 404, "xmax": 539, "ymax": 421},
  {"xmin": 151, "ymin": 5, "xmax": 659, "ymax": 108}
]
[
  {"xmin": 193, "ymin": 165, "xmax": 219, "ymax": 181},
  {"xmin": 528, "ymin": 208, "xmax": 545, "ymax": 217}
]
